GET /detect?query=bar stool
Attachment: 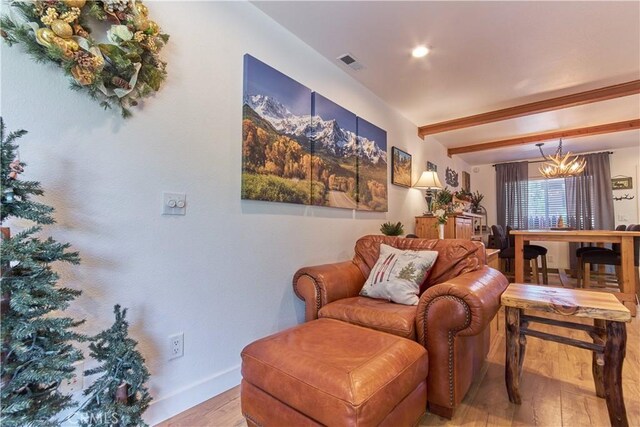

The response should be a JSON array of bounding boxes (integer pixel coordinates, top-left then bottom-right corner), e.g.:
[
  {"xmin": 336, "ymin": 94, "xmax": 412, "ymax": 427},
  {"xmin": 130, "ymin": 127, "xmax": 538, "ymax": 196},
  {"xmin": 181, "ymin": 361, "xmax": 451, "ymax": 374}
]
[
  {"xmin": 491, "ymin": 225, "xmax": 540, "ymax": 283},
  {"xmin": 507, "ymin": 226, "xmax": 549, "ymax": 284},
  {"xmin": 582, "ymin": 224, "xmax": 640, "ymax": 289},
  {"xmin": 576, "ymin": 224, "xmax": 626, "ymax": 287}
]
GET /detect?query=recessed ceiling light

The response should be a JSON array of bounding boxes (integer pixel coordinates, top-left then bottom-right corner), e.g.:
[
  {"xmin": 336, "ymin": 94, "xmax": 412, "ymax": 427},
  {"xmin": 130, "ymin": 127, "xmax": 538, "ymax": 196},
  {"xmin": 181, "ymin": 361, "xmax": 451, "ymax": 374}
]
[{"xmin": 412, "ymin": 45, "xmax": 430, "ymax": 58}]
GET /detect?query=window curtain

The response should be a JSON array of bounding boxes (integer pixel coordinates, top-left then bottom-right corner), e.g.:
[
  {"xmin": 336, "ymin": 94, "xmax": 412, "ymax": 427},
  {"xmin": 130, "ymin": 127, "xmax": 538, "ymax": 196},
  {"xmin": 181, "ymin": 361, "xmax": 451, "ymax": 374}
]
[
  {"xmin": 496, "ymin": 161, "xmax": 529, "ymax": 229},
  {"xmin": 565, "ymin": 152, "xmax": 615, "ymax": 270}
]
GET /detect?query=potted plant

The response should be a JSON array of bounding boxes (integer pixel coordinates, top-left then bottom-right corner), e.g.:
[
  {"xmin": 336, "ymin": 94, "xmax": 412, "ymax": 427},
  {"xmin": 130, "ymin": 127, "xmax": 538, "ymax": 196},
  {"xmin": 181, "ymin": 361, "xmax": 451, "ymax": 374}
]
[
  {"xmin": 469, "ymin": 191, "xmax": 484, "ymax": 213},
  {"xmin": 434, "ymin": 187, "xmax": 454, "ymax": 207},
  {"xmin": 380, "ymin": 221, "xmax": 404, "ymax": 236}
]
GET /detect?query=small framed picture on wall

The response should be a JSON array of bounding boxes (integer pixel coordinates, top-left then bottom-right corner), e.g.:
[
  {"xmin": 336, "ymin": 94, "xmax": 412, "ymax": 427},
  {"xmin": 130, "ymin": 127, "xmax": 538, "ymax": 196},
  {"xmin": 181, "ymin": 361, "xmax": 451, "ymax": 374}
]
[
  {"xmin": 612, "ymin": 177, "xmax": 632, "ymax": 190},
  {"xmin": 391, "ymin": 147, "xmax": 412, "ymax": 188},
  {"xmin": 462, "ymin": 171, "xmax": 470, "ymax": 192}
]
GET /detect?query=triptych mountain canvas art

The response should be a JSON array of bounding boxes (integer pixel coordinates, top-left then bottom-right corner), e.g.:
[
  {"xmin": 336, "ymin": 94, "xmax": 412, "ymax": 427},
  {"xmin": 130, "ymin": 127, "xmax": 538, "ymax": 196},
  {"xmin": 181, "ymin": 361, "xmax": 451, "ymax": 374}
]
[{"xmin": 242, "ymin": 54, "xmax": 388, "ymax": 211}]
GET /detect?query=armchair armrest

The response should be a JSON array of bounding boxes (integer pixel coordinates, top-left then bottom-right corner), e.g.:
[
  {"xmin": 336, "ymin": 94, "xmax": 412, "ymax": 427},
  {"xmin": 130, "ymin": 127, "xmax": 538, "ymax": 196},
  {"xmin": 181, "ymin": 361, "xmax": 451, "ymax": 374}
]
[
  {"xmin": 416, "ymin": 266, "xmax": 508, "ymax": 346},
  {"xmin": 293, "ymin": 261, "xmax": 366, "ymax": 321},
  {"xmin": 415, "ymin": 266, "xmax": 507, "ymax": 412}
]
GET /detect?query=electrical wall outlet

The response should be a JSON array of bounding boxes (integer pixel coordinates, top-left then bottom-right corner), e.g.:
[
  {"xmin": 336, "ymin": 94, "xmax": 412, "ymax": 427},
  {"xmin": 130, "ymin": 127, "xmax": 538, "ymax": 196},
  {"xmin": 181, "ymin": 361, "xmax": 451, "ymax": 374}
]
[
  {"xmin": 169, "ymin": 333, "xmax": 184, "ymax": 360},
  {"xmin": 59, "ymin": 361, "xmax": 84, "ymax": 394},
  {"xmin": 547, "ymin": 255, "xmax": 554, "ymax": 264}
]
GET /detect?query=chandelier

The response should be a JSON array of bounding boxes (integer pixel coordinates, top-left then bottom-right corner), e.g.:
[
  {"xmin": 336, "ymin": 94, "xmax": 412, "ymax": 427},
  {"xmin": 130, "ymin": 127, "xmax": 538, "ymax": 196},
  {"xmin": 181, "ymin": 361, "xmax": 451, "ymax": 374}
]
[{"xmin": 536, "ymin": 139, "xmax": 586, "ymax": 178}]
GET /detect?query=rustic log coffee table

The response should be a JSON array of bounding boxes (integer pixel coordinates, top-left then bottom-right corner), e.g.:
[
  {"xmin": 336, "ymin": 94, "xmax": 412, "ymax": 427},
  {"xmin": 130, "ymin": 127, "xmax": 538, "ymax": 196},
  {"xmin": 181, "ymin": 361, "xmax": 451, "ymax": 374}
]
[{"xmin": 501, "ymin": 283, "xmax": 631, "ymax": 427}]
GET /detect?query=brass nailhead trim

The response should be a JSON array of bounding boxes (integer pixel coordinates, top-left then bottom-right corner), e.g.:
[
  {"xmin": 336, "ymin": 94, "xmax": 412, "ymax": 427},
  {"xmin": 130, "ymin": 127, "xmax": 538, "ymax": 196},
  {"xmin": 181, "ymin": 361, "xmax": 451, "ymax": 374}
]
[
  {"xmin": 424, "ymin": 295, "xmax": 471, "ymax": 406},
  {"xmin": 294, "ymin": 274, "xmax": 323, "ymax": 311}
]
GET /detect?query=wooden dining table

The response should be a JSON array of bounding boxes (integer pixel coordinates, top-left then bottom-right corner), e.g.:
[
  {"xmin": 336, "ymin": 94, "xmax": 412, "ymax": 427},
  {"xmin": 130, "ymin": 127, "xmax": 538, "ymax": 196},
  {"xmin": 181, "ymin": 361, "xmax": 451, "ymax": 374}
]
[{"xmin": 511, "ymin": 229, "xmax": 640, "ymax": 316}]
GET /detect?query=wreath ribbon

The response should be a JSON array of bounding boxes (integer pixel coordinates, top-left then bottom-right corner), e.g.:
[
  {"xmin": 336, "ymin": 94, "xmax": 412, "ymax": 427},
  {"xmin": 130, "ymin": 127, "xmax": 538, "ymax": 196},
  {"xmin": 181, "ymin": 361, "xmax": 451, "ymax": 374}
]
[{"xmin": 100, "ymin": 63, "xmax": 141, "ymax": 99}]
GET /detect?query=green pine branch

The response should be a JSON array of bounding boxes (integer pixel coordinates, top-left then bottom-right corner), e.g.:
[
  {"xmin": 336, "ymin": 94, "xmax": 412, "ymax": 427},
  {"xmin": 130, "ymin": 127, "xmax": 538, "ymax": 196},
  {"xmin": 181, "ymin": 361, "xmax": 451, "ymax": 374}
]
[
  {"xmin": 1, "ymin": 118, "xmax": 55, "ymax": 224},
  {"xmin": 80, "ymin": 305, "xmax": 152, "ymax": 427},
  {"xmin": 1, "ymin": 118, "xmax": 85, "ymax": 427}
]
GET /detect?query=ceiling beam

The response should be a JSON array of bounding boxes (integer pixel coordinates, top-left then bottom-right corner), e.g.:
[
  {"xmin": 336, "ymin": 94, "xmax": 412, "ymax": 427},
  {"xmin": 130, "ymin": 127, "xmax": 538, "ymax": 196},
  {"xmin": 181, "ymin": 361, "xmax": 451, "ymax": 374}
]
[
  {"xmin": 447, "ymin": 119, "xmax": 640, "ymax": 156},
  {"xmin": 418, "ymin": 80, "xmax": 640, "ymax": 138}
]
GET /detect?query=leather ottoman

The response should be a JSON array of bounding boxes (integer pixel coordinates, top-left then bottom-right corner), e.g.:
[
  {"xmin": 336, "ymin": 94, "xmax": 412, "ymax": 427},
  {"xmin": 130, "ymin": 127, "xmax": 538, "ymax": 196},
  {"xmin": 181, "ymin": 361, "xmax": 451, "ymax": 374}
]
[{"xmin": 241, "ymin": 318, "xmax": 428, "ymax": 426}]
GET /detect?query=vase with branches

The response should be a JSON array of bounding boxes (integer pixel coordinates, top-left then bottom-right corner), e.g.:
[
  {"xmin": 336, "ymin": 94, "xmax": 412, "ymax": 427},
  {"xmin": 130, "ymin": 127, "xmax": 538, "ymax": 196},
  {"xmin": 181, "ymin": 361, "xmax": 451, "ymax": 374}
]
[
  {"xmin": 431, "ymin": 188, "xmax": 460, "ymax": 238},
  {"xmin": 469, "ymin": 191, "xmax": 484, "ymax": 213},
  {"xmin": 432, "ymin": 188, "xmax": 459, "ymax": 220}
]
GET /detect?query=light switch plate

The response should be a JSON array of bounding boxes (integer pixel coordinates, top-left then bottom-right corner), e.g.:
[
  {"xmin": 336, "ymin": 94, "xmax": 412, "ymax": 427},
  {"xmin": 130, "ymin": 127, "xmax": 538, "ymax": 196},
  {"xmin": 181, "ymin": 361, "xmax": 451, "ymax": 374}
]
[{"xmin": 163, "ymin": 192, "xmax": 186, "ymax": 215}]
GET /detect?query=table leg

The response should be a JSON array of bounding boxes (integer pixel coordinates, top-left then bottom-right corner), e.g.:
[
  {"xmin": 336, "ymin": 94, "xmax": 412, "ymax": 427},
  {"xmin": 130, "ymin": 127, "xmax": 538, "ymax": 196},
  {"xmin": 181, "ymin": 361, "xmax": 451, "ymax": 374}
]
[
  {"xmin": 603, "ymin": 321, "xmax": 628, "ymax": 427},
  {"xmin": 577, "ymin": 254, "xmax": 583, "ymax": 288},
  {"xmin": 584, "ymin": 262, "xmax": 592, "ymax": 288},
  {"xmin": 541, "ymin": 254, "xmax": 548, "ymax": 285},
  {"xmin": 519, "ymin": 319, "xmax": 528, "ymax": 374},
  {"xmin": 620, "ymin": 237, "xmax": 635, "ymax": 314},
  {"xmin": 515, "ymin": 235, "xmax": 524, "ymax": 283},
  {"xmin": 592, "ymin": 319, "xmax": 606, "ymax": 398},
  {"xmin": 505, "ymin": 306, "xmax": 523, "ymax": 404}
]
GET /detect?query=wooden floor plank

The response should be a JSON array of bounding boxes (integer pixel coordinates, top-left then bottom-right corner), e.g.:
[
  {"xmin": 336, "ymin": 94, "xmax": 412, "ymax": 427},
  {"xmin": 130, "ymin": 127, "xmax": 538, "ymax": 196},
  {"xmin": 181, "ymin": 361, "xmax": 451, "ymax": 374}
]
[
  {"xmin": 511, "ymin": 378, "xmax": 563, "ymax": 427},
  {"xmin": 560, "ymin": 390, "xmax": 611, "ymax": 427},
  {"xmin": 157, "ymin": 387, "xmax": 242, "ymax": 427},
  {"xmin": 155, "ymin": 290, "xmax": 639, "ymax": 427}
]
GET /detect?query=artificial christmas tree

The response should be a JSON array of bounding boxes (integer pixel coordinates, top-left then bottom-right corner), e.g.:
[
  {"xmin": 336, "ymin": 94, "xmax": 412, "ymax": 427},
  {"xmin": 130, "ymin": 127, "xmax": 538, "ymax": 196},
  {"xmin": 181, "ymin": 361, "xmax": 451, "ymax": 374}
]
[
  {"xmin": 80, "ymin": 305, "xmax": 152, "ymax": 427},
  {"xmin": 0, "ymin": 117, "xmax": 84, "ymax": 426}
]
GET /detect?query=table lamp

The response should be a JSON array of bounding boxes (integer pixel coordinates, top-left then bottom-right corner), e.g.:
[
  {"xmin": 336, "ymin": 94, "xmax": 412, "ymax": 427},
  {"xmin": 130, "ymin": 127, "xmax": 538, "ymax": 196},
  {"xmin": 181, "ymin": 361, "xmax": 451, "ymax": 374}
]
[{"xmin": 414, "ymin": 171, "xmax": 443, "ymax": 214}]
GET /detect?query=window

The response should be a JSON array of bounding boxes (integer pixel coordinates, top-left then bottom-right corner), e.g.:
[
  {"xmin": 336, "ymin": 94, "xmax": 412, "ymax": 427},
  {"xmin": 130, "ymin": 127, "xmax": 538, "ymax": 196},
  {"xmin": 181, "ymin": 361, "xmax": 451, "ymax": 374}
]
[{"xmin": 527, "ymin": 178, "xmax": 567, "ymax": 228}]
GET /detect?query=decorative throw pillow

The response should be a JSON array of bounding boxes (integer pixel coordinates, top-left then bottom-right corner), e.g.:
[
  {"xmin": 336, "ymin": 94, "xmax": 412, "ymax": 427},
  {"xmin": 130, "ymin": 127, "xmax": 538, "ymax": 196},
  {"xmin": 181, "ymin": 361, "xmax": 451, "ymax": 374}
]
[{"xmin": 360, "ymin": 244, "xmax": 438, "ymax": 305}]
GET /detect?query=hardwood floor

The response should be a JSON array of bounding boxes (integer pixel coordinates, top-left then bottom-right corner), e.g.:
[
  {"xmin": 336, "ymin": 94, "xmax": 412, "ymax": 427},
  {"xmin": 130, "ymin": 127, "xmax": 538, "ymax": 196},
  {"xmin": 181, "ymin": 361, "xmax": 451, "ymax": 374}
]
[
  {"xmin": 157, "ymin": 386, "xmax": 245, "ymax": 427},
  {"xmin": 158, "ymin": 298, "xmax": 639, "ymax": 427}
]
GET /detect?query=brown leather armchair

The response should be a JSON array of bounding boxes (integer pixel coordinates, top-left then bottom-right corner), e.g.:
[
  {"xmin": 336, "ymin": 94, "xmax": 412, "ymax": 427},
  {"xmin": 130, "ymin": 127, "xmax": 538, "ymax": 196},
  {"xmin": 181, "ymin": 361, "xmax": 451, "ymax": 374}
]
[{"xmin": 293, "ymin": 235, "xmax": 508, "ymax": 419}]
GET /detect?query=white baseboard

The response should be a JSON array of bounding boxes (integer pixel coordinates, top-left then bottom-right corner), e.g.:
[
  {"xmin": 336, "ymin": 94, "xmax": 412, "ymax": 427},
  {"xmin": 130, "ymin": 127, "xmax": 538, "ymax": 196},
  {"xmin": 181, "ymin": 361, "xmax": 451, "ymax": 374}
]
[{"xmin": 146, "ymin": 364, "xmax": 242, "ymax": 426}]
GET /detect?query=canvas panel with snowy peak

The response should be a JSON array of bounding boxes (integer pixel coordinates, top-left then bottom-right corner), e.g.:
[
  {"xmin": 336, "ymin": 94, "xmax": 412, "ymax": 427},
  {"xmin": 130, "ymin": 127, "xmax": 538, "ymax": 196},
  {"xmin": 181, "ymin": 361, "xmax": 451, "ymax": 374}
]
[
  {"xmin": 311, "ymin": 93, "xmax": 358, "ymax": 209},
  {"xmin": 356, "ymin": 117, "xmax": 388, "ymax": 212},
  {"xmin": 242, "ymin": 54, "xmax": 313, "ymax": 205}
]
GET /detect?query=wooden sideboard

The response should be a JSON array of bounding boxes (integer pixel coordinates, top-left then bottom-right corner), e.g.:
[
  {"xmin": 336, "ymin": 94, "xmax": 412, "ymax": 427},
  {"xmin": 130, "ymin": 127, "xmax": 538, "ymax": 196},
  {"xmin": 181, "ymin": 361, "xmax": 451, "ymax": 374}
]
[
  {"xmin": 415, "ymin": 213, "xmax": 483, "ymax": 240},
  {"xmin": 486, "ymin": 248, "xmax": 500, "ymax": 269}
]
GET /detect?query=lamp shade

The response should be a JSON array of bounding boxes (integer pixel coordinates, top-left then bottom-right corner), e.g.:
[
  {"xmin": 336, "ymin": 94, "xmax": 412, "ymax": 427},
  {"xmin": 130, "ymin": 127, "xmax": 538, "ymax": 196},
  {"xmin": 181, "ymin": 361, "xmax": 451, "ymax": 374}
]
[{"xmin": 414, "ymin": 171, "xmax": 443, "ymax": 189}]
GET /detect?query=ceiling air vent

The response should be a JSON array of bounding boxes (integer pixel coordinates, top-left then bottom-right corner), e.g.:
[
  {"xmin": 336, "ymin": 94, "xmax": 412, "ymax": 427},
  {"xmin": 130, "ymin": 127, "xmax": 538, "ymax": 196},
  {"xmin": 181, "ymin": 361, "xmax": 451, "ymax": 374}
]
[{"xmin": 337, "ymin": 53, "xmax": 364, "ymax": 71}]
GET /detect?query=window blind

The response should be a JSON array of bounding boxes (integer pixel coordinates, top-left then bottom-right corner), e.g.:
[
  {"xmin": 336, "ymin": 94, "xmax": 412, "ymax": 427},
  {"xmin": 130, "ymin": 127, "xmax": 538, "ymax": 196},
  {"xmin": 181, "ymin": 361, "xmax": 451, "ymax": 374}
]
[{"xmin": 527, "ymin": 178, "xmax": 567, "ymax": 228}]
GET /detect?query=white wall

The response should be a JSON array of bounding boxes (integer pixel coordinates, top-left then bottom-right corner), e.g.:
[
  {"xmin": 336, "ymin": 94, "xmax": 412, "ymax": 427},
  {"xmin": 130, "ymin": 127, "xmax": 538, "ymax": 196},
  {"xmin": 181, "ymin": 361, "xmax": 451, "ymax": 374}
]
[
  {"xmin": 470, "ymin": 164, "xmax": 497, "ymax": 227},
  {"xmin": 472, "ymin": 146, "xmax": 640, "ymax": 269},
  {"xmin": 610, "ymin": 146, "xmax": 640, "ymax": 227},
  {"xmin": 0, "ymin": 2, "xmax": 469, "ymax": 424}
]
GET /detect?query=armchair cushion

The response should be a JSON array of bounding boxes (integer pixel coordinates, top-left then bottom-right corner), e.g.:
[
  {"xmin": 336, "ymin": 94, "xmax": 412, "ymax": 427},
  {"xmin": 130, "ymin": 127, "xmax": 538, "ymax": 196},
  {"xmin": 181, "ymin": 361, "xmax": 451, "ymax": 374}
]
[
  {"xmin": 359, "ymin": 244, "xmax": 438, "ymax": 305},
  {"xmin": 319, "ymin": 296, "xmax": 418, "ymax": 340}
]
